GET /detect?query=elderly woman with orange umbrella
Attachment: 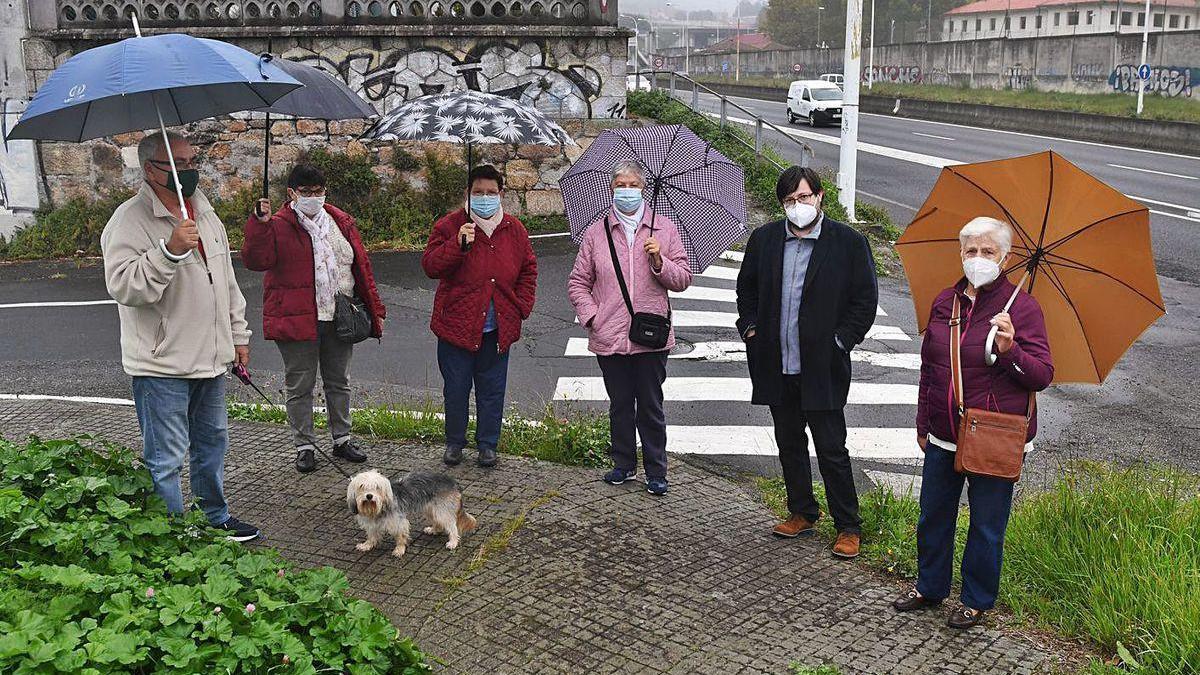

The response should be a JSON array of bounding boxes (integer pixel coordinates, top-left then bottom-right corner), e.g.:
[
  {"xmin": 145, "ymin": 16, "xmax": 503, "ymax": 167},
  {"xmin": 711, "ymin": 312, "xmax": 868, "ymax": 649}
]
[{"xmin": 890, "ymin": 151, "xmax": 1165, "ymax": 630}]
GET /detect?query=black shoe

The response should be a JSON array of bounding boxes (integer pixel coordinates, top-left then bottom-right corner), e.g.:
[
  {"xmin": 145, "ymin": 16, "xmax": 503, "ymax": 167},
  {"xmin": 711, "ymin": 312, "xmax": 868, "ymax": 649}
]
[
  {"xmin": 332, "ymin": 439, "xmax": 368, "ymax": 463},
  {"xmin": 443, "ymin": 445, "xmax": 464, "ymax": 466},
  {"xmin": 217, "ymin": 516, "xmax": 261, "ymax": 543},
  {"xmin": 477, "ymin": 447, "xmax": 497, "ymax": 468},
  {"xmin": 947, "ymin": 605, "xmax": 986, "ymax": 629},
  {"xmin": 893, "ymin": 588, "xmax": 943, "ymax": 612},
  {"xmin": 295, "ymin": 447, "xmax": 316, "ymax": 474}
]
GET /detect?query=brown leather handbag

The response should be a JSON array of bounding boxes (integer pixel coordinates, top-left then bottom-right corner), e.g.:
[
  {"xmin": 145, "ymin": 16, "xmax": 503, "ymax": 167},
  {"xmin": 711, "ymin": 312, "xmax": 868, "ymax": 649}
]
[{"xmin": 949, "ymin": 295, "xmax": 1032, "ymax": 483}]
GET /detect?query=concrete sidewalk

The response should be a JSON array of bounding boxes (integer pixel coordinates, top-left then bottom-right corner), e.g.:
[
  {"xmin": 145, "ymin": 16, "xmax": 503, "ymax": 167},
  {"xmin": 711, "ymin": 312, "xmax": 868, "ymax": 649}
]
[{"xmin": 0, "ymin": 398, "xmax": 1067, "ymax": 674}]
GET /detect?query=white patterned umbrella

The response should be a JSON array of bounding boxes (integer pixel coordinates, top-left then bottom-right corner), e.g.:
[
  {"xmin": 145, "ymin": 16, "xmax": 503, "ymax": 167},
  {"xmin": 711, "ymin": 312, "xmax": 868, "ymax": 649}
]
[{"xmin": 363, "ymin": 90, "xmax": 574, "ymax": 146}]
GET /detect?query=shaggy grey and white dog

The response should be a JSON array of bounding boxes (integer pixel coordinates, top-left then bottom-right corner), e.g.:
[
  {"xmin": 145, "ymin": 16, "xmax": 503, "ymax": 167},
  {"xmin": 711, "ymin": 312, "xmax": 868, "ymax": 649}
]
[{"xmin": 346, "ymin": 469, "xmax": 477, "ymax": 557}]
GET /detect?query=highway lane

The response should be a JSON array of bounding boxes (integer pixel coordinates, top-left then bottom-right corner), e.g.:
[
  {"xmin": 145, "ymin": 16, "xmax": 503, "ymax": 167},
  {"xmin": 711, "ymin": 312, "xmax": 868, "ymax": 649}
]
[{"xmin": 677, "ymin": 89, "xmax": 1200, "ymax": 283}]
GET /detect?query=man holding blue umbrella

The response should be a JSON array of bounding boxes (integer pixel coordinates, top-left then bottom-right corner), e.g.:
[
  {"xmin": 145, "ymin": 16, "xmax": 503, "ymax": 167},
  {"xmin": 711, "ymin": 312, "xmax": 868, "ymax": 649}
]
[{"xmin": 101, "ymin": 130, "xmax": 260, "ymax": 542}]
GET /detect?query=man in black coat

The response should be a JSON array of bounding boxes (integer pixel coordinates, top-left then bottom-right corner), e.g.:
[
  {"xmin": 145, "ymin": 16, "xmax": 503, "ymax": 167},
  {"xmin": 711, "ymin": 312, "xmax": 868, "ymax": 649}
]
[{"xmin": 736, "ymin": 166, "xmax": 878, "ymax": 559}]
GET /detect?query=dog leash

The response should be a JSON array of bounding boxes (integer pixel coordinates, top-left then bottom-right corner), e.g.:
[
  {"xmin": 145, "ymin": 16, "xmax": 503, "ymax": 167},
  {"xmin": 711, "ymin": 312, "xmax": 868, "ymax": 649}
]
[{"xmin": 232, "ymin": 364, "xmax": 354, "ymax": 480}]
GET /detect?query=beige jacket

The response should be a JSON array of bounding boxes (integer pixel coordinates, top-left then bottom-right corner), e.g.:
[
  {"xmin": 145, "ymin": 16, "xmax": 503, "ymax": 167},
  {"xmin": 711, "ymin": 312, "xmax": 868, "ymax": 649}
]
[{"xmin": 101, "ymin": 182, "xmax": 251, "ymax": 379}]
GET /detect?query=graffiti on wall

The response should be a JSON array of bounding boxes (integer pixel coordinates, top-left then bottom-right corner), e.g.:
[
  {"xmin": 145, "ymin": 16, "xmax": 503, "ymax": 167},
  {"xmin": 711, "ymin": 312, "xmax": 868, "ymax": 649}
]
[
  {"xmin": 1109, "ymin": 64, "xmax": 1196, "ymax": 98},
  {"xmin": 925, "ymin": 68, "xmax": 951, "ymax": 86},
  {"xmin": 862, "ymin": 65, "xmax": 922, "ymax": 84},
  {"xmin": 1073, "ymin": 63, "xmax": 1106, "ymax": 81},
  {"xmin": 1007, "ymin": 66, "xmax": 1032, "ymax": 91},
  {"xmin": 286, "ymin": 40, "xmax": 615, "ymax": 118}
]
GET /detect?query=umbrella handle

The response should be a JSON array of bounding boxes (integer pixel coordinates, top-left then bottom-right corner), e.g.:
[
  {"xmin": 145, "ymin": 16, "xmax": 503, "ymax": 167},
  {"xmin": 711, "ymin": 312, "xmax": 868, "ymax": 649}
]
[{"xmin": 985, "ymin": 325, "xmax": 1000, "ymax": 366}]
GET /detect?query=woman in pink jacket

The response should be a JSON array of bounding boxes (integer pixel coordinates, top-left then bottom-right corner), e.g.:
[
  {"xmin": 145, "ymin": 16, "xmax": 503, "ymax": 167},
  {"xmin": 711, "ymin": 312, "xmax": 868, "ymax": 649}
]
[{"xmin": 567, "ymin": 160, "xmax": 693, "ymax": 495}]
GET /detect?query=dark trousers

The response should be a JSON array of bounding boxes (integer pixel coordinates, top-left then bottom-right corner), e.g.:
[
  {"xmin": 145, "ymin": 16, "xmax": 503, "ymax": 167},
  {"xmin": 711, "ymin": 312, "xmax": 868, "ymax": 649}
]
[
  {"xmin": 438, "ymin": 330, "xmax": 510, "ymax": 453},
  {"xmin": 768, "ymin": 375, "xmax": 861, "ymax": 534},
  {"xmin": 916, "ymin": 445, "xmax": 1016, "ymax": 610},
  {"xmin": 597, "ymin": 351, "xmax": 669, "ymax": 480}
]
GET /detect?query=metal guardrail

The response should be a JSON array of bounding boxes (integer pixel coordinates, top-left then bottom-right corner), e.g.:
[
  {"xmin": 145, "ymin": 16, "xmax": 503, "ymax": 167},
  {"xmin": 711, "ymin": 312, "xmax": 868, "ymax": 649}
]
[{"xmin": 631, "ymin": 70, "xmax": 815, "ymax": 170}]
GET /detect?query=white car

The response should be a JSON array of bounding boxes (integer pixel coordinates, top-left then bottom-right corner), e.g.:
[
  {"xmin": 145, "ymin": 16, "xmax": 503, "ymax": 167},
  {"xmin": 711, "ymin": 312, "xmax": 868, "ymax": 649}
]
[
  {"xmin": 819, "ymin": 73, "xmax": 845, "ymax": 88},
  {"xmin": 626, "ymin": 74, "xmax": 652, "ymax": 92},
  {"xmin": 786, "ymin": 80, "xmax": 844, "ymax": 127}
]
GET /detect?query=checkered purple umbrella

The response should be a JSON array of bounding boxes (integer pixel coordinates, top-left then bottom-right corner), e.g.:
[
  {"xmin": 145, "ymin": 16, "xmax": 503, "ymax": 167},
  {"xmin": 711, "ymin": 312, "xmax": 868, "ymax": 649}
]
[{"xmin": 558, "ymin": 124, "xmax": 747, "ymax": 273}]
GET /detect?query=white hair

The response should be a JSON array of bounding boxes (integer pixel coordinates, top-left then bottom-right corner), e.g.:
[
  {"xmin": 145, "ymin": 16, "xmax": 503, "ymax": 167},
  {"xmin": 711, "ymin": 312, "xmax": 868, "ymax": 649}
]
[
  {"xmin": 137, "ymin": 130, "xmax": 188, "ymax": 169},
  {"xmin": 611, "ymin": 159, "xmax": 645, "ymax": 185},
  {"xmin": 959, "ymin": 216, "xmax": 1013, "ymax": 255}
]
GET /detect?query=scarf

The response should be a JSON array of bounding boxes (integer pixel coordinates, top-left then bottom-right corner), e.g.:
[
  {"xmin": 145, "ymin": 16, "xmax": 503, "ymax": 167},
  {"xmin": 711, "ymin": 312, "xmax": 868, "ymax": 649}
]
[
  {"xmin": 614, "ymin": 204, "xmax": 644, "ymax": 249},
  {"xmin": 469, "ymin": 205, "xmax": 504, "ymax": 238},
  {"xmin": 295, "ymin": 203, "xmax": 339, "ymax": 320}
]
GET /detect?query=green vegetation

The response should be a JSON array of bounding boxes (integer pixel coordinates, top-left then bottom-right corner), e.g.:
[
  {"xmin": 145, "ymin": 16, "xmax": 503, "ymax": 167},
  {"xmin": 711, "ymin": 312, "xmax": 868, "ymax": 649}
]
[
  {"xmin": 627, "ymin": 89, "xmax": 900, "ymax": 274},
  {"xmin": 788, "ymin": 665, "xmax": 843, "ymax": 675},
  {"xmin": 689, "ymin": 74, "xmax": 1200, "ymax": 124},
  {"xmin": 0, "ymin": 146, "xmax": 568, "ymax": 260},
  {"xmin": 228, "ymin": 400, "xmax": 611, "ymax": 468},
  {"xmin": 757, "ymin": 463, "xmax": 1200, "ymax": 674},
  {"xmin": 0, "ymin": 437, "xmax": 429, "ymax": 673}
]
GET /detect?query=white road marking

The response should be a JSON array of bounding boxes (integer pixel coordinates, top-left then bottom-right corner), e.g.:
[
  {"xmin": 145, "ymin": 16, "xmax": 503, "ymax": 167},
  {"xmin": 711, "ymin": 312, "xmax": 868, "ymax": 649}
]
[
  {"xmin": 912, "ymin": 132, "xmax": 956, "ymax": 141},
  {"xmin": 699, "ymin": 265, "xmax": 741, "ymax": 281},
  {"xmin": 1108, "ymin": 163, "xmax": 1197, "ymax": 180},
  {"xmin": 1124, "ymin": 195, "xmax": 1198, "ymax": 212},
  {"xmin": 666, "ymin": 425, "xmax": 922, "ymax": 459},
  {"xmin": 720, "ymin": 250, "xmax": 745, "ymax": 262},
  {"xmin": 708, "ymin": 111, "xmax": 962, "ymax": 169},
  {"xmin": 571, "ymin": 310, "xmax": 740, "ymax": 327},
  {"xmin": 671, "ymin": 286, "xmax": 737, "ymax": 303},
  {"xmin": 864, "ymin": 469, "xmax": 924, "ymax": 496},
  {"xmin": 1151, "ymin": 209, "xmax": 1200, "ymax": 224},
  {"xmin": 553, "ymin": 377, "xmax": 918, "ymax": 404},
  {"xmin": 857, "ymin": 190, "xmax": 919, "ymax": 212},
  {"xmin": 866, "ymin": 325, "xmax": 911, "ymax": 341},
  {"xmin": 0, "ymin": 300, "xmax": 117, "ymax": 309},
  {"xmin": 565, "ymin": 337, "xmax": 919, "ymax": 368},
  {"xmin": 0, "ymin": 393, "xmax": 135, "ymax": 406},
  {"xmin": 529, "ymin": 231, "xmax": 573, "ymax": 239}
]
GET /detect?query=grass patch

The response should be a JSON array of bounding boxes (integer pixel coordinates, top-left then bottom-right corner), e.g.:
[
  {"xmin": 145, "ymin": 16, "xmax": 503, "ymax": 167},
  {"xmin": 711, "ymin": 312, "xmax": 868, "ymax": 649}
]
[
  {"xmin": 627, "ymin": 89, "xmax": 900, "ymax": 275},
  {"xmin": 227, "ymin": 400, "xmax": 611, "ymax": 468},
  {"xmin": 689, "ymin": 75, "xmax": 1200, "ymax": 124},
  {"xmin": 755, "ymin": 463, "xmax": 1200, "ymax": 673},
  {"xmin": 0, "ymin": 436, "xmax": 429, "ymax": 673},
  {"xmin": 789, "ymin": 665, "xmax": 843, "ymax": 675}
]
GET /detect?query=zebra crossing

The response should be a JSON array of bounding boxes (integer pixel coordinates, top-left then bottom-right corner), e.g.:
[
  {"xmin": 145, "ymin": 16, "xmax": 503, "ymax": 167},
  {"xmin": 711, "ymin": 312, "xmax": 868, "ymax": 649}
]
[{"xmin": 554, "ymin": 251, "xmax": 926, "ymax": 474}]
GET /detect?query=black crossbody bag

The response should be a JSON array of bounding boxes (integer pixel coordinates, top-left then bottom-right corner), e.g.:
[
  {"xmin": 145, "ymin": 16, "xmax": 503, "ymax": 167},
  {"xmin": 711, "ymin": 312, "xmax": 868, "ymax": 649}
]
[
  {"xmin": 334, "ymin": 292, "xmax": 373, "ymax": 344},
  {"xmin": 603, "ymin": 217, "xmax": 671, "ymax": 350}
]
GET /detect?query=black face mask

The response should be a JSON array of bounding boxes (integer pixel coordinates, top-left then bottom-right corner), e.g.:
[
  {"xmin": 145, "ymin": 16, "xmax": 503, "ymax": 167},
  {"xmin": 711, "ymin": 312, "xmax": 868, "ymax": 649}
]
[{"xmin": 150, "ymin": 161, "xmax": 200, "ymax": 199}]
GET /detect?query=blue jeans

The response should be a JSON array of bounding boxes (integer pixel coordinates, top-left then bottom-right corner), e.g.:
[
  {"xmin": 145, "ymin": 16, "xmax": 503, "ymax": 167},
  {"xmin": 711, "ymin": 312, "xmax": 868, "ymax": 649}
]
[
  {"xmin": 916, "ymin": 445, "xmax": 1016, "ymax": 610},
  {"xmin": 438, "ymin": 330, "xmax": 510, "ymax": 452},
  {"xmin": 132, "ymin": 376, "xmax": 230, "ymax": 525}
]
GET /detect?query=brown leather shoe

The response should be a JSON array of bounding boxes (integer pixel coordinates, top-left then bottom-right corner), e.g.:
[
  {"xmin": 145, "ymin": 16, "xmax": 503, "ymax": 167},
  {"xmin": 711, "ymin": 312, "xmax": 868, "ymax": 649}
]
[
  {"xmin": 772, "ymin": 514, "xmax": 816, "ymax": 538},
  {"xmin": 832, "ymin": 532, "xmax": 861, "ymax": 558}
]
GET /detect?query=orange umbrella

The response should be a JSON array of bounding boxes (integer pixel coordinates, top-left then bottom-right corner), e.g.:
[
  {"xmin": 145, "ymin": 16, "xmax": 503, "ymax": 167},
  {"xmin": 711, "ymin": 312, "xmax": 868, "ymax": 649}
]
[{"xmin": 896, "ymin": 150, "xmax": 1164, "ymax": 384}]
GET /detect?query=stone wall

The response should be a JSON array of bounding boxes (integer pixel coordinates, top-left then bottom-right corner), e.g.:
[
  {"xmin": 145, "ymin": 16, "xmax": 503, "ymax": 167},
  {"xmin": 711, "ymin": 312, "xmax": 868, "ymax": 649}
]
[
  {"xmin": 667, "ymin": 30, "xmax": 1200, "ymax": 100},
  {"xmin": 18, "ymin": 17, "xmax": 632, "ymax": 215},
  {"xmin": 1, "ymin": 0, "xmax": 40, "ymax": 238}
]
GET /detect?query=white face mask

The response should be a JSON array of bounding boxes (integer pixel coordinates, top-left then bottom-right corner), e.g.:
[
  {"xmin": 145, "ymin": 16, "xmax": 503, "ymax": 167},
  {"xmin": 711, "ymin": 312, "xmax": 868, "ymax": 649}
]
[
  {"xmin": 785, "ymin": 202, "xmax": 819, "ymax": 229},
  {"xmin": 294, "ymin": 195, "xmax": 326, "ymax": 217},
  {"xmin": 963, "ymin": 256, "xmax": 1002, "ymax": 288}
]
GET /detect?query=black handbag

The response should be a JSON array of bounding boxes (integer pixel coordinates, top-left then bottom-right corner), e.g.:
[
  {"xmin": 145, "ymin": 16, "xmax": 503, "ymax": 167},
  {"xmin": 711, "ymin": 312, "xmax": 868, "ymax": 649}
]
[
  {"xmin": 603, "ymin": 217, "xmax": 671, "ymax": 350},
  {"xmin": 334, "ymin": 293, "xmax": 373, "ymax": 344}
]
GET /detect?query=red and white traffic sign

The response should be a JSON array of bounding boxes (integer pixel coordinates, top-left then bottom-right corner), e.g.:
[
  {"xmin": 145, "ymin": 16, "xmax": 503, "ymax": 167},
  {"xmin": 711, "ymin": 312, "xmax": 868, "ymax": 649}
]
[
  {"xmin": 792, "ymin": 63, "xmax": 802, "ymax": 73},
  {"xmin": 654, "ymin": 57, "xmax": 665, "ymax": 68}
]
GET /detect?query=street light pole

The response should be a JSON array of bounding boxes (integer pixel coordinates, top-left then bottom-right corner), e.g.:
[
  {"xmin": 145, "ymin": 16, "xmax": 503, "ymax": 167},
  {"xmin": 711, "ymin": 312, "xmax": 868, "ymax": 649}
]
[
  {"xmin": 1137, "ymin": 0, "xmax": 1151, "ymax": 114},
  {"xmin": 869, "ymin": 0, "xmax": 876, "ymax": 89},
  {"xmin": 736, "ymin": 1, "xmax": 742, "ymax": 82},
  {"xmin": 818, "ymin": 5, "xmax": 825, "ymax": 47},
  {"xmin": 839, "ymin": 0, "xmax": 864, "ymax": 221},
  {"xmin": 685, "ymin": 10, "xmax": 691, "ymax": 74}
]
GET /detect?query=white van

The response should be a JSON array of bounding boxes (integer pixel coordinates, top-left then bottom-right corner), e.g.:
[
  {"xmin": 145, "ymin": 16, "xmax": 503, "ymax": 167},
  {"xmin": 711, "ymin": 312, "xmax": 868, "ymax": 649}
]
[
  {"xmin": 786, "ymin": 80, "xmax": 844, "ymax": 127},
  {"xmin": 819, "ymin": 73, "xmax": 844, "ymax": 88}
]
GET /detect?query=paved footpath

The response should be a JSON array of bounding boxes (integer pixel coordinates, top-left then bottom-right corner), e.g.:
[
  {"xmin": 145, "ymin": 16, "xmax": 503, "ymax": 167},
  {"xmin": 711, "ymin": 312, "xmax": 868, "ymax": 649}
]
[{"xmin": 0, "ymin": 398, "xmax": 1068, "ymax": 674}]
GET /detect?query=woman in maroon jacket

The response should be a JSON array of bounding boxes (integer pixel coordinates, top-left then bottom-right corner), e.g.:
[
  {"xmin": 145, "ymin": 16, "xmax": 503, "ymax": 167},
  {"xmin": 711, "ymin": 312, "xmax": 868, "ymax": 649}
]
[
  {"xmin": 242, "ymin": 164, "xmax": 386, "ymax": 474},
  {"xmin": 892, "ymin": 216, "xmax": 1053, "ymax": 630},
  {"xmin": 422, "ymin": 165, "xmax": 538, "ymax": 468}
]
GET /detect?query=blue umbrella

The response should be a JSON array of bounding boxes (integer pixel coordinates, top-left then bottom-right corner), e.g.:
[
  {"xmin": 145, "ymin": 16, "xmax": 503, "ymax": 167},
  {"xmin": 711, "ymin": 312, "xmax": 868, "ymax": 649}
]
[{"xmin": 6, "ymin": 19, "xmax": 301, "ymax": 219}]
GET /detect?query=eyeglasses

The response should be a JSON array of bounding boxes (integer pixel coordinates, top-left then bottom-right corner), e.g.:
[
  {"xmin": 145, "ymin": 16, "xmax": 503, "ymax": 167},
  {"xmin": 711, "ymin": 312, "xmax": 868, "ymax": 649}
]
[
  {"xmin": 782, "ymin": 193, "xmax": 819, "ymax": 208},
  {"xmin": 149, "ymin": 158, "xmax": 199, "ymax": 171},
  {"xmin": 293, "ymin": 187, "xmax": 326, "ymax": 197}
]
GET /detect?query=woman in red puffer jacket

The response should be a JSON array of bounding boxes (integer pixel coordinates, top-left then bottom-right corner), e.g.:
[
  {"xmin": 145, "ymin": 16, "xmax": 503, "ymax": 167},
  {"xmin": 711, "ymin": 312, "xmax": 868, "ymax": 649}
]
[
  {"xmin": 242, "ymin": 163, "xmax": 386, "ymax": 475},
  {"xmin": 422, "ymin": 164, "xmax": 538, "ymax": 469}
]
